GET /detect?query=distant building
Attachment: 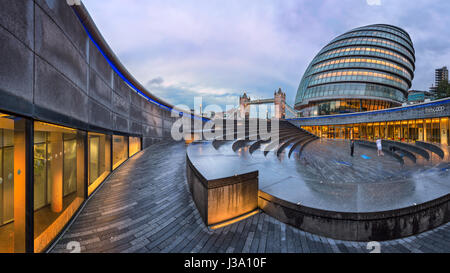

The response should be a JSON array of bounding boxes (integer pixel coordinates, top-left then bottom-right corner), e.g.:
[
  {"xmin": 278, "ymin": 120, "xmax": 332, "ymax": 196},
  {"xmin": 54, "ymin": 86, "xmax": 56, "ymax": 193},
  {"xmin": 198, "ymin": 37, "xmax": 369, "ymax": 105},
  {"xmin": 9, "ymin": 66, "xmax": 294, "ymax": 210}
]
[
  {"xmin": 430, "ymin": 66, "xmax": 449, "ymax": 95},
  {"xmin": 407, "ymin": 90, "xmax": 432, "ymax": 104}
]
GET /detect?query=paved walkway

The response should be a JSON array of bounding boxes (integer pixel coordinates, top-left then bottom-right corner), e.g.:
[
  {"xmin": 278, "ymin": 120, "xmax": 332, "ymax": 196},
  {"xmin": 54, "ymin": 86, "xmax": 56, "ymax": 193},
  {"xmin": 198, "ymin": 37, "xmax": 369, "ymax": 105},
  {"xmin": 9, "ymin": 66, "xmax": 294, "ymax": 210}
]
[{"xmin": 51, "ymin": 141, "xmax": 450, "ymax": 253}]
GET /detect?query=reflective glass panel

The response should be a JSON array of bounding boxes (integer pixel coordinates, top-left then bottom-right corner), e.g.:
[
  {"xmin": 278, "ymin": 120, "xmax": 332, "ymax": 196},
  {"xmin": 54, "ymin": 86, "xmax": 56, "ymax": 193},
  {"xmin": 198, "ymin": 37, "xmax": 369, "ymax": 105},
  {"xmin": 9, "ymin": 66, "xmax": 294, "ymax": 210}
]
[
  {"xmin": 113, "ymin": 135, "xmax": 128, "ymax": 170},
  {"xmin": 33, "ymin": 122, "xmax": 85, "ymax": 253},
  {"xmin": 88, "ymin": 133, "xmax": 111, "ymax": 196},
  {"xmin": 0, "ymin": 113, "xmax": 26, "ymax": 253}
]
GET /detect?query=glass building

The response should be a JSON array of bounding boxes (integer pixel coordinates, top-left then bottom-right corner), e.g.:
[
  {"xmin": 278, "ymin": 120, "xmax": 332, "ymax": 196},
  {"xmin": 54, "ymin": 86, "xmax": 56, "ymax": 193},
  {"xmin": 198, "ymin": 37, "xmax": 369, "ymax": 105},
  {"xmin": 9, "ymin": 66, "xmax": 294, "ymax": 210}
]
[{"xmin": 295, "ymin": 24, "xmax": 415, "ymax": 117}]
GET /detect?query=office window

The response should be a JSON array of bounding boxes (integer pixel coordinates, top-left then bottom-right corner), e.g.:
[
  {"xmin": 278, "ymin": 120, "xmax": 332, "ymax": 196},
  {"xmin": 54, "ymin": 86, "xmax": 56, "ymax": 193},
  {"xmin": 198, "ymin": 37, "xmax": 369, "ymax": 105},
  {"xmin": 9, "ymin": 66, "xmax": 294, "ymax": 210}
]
[
  {"xmin": 33, "ymin": 122, "xmax": 85, "ymax": 253},
  {"xmin": 113, "ymin": 135, "xmax": 128, "ymax": 170},
  {"xmin": 88, "ymin": 133, "xmax": 111, "ymax": 196},
  {"xmin": 0, "ymin": 113, "xmax": 26, "ymax": 253},
  {"xmin": 129, "ymin": 137, "xmax": 141, "ymax": 157}
]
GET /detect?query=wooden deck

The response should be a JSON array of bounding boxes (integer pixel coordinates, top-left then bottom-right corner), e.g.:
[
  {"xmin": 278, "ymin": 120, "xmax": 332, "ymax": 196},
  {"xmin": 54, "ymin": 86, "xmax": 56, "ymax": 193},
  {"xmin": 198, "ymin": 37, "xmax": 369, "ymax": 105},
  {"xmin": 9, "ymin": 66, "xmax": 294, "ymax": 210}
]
[{"xmin": 51, "ymin": 141, "xmax": 450, "ymax": 253}]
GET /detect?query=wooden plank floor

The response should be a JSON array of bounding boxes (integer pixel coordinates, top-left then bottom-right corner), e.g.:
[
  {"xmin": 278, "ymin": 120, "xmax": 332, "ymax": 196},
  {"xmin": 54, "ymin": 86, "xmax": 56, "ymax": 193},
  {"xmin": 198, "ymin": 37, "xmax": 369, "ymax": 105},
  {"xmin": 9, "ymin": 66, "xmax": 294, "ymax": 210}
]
[{"xmin": 51, "ymin": 141, "xmax": 450, "ymax": 253}]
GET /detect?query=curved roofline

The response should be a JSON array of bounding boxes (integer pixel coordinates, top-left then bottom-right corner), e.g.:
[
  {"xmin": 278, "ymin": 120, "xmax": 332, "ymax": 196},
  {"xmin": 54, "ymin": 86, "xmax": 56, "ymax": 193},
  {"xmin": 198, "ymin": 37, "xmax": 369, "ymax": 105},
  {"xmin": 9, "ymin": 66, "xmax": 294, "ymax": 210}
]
[
  {"xmin": 294, "ymin": 96, "xmax": 403, "ymax": 110},
  {"xmin": 310, "ymin": 56, "xmax": 414, "ymax": 80},
  {"xmin": 348, "ymin": 24, "xmax": 414, "ymax": 47},
  {"xmin": 325, "ymin": 35, "xmax": 415, "ymax": 61},
  {"xmin": 312, "ymin": 46, "xmax": 416, "ymax": 72},
  {"xmin": 318, "ymin": 41, "xmax": 415, "ymax": 68},
  {"xmin": 370, "ymin": 24, "xmax": 411, "ymax": 38},
  {"xmin": 307, "ymin": 79, "xmax": 409, "ymax": 95}
]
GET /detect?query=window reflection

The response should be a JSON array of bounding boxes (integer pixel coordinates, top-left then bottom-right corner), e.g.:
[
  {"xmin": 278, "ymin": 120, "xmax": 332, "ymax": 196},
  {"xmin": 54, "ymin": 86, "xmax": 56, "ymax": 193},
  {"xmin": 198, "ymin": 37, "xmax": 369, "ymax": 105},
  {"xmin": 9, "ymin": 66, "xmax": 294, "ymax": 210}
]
[
  {"xmin": 33, "ymin": 122, "xmax": 85, "ymax": 253},
  {"xmin": 88, "ymin": 133, "xmax": 111, "ymax": 196},
  {"xmin": 129, "ymin": 137, "xmax": 141, "ymax": 157},
  {"xmin": 113, "ymin": 135, "xmax": 128, "ymax": 170},
  {"xmin": 0, "ymin": 113, "xmax": 26, "ymax": 253}
]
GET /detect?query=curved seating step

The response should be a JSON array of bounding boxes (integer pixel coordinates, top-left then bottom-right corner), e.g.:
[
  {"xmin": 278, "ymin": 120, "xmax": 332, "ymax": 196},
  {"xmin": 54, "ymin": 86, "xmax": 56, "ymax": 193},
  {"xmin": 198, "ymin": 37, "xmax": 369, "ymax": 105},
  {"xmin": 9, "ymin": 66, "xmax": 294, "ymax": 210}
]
[
  {"xmin": 249, "ymin": 138, "xmax": 272, "ymax": 154},
  {"xmin": 212, "ymin": 139, "xmax": 229, "ymax": 150},
  {"xmin": 263, "ymin": 132, "xmax": 308, "ymax": 156},
  {"xmin": 295, "ymin": 137, "xmax": 319, "ymax": 159},
  {"xmin": 382, "ymin": 140, "xmax": 430, "ymax": 161},
  {"xmin": 415, "ymin": 141, "xmax": 445, "ymax": 159},
  {"xmin": 263, "ymin": 138, "xmax": 281, "ymax": 156},
  {"xmin": 276, "ymin": 135, "xmax": 309, "ymax": 158},
  {"xmin": 356, "ymin": 140, "xmax": 404, "ymax": 165},
  {"xmin": 232, "ymin": 137, "xmax": 259, "ymax": 152},
  {"xmin": 288, "ymin": 135, "xmax": 317, "ymax": 158},
  {"xmin": 380, "ymin": 141, "xmax": 417, "ymax": 163},
  {"xmin": 232, "ymin": 139, "xmax": 247, "ymax": 152}
]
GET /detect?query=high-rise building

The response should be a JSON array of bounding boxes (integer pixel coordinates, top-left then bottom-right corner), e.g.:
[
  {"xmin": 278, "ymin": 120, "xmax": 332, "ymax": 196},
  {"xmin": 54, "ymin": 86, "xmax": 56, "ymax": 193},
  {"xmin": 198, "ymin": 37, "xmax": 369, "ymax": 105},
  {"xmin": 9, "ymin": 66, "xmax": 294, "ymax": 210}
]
[
  {"xmin": 295, "ymin": 24, "xmax": 415, "ymax": 117},
  {"xmin": 435, "ymin": 66, "xmax": 449, "ymax": 86},
  {"xmin": 430, "ymin": 66, "xmax": 449, "ymax": 95}
]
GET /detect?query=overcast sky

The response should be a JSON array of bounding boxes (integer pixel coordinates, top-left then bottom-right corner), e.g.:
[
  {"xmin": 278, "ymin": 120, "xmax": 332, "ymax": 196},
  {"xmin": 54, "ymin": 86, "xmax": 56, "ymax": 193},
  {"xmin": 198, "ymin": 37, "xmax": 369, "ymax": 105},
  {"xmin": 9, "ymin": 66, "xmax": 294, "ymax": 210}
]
[{"xmin": 83, "ymin": 0, "xmax": 450, "ymax": 109}]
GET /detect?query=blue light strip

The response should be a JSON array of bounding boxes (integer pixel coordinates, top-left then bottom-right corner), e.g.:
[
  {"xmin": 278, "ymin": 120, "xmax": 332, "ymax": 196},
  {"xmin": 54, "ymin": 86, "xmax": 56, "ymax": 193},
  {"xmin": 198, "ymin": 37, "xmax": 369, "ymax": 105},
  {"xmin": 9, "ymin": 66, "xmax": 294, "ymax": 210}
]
[
  {"xmin": 72, "ymin": 8, "xmax": 208, "ymax": 122},
  {"xmin": 287, "ymin": 98, "xmax": 450, "ymax": 122}
]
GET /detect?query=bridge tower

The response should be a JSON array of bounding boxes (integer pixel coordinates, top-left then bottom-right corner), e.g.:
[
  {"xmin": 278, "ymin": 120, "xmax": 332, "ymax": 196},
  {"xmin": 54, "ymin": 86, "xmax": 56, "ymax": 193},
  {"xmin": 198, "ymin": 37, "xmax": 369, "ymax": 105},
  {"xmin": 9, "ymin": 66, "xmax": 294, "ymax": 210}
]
[
  {"xmin": 239, "ymin": 92, "xmax": 251, "ymax": 119},
  {"xmin": 274, "ymin": 88, "xmax": 286, "ymax": 119}
]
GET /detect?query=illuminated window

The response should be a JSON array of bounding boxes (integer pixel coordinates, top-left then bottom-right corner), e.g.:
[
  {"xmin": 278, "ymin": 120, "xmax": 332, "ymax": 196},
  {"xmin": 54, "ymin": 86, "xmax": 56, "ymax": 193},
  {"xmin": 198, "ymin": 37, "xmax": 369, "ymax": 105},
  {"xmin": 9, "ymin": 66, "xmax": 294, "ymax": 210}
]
[
  {"xmin": 88, "ymin": 133, "xmax": 111, "ymax": 196},
  {"xmin": 113, "ymin": 135, "xmax": 128, "ymax": 170},
  {"xmin": 33, "ymin": 122, "xmax": 86, "ymax": 253},
  {"xmin": 129, "ymin": 137, "xmax": 142, "ymax": 157},
  {"xmin": 0, "ymin": 113, "xmax": 26, "ymax": 253}
]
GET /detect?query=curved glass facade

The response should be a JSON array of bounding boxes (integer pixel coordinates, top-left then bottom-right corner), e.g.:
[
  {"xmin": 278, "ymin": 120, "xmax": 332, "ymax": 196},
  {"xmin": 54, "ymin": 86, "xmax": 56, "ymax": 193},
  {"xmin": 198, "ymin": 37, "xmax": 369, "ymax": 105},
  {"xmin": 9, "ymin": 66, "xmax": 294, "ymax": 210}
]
[{"xmin": 295, "ymin": 24, "xmax": 415, "ymax": 117}]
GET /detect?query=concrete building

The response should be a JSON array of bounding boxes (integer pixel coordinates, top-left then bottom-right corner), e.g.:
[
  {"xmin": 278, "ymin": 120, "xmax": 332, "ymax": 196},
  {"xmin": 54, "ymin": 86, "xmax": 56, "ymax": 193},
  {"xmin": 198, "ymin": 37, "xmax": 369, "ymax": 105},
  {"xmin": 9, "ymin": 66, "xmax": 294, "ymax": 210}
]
[
  {"xmin": 407, "ymin": 90, "xmax": 433, "ymax": 104},
  {"xmin": 0, "ymin": 0, "xmax": 202, "ymax": 253},
  {"xmin": 430, "ymin": 66, "xmax": 449, "ymax": 95}
]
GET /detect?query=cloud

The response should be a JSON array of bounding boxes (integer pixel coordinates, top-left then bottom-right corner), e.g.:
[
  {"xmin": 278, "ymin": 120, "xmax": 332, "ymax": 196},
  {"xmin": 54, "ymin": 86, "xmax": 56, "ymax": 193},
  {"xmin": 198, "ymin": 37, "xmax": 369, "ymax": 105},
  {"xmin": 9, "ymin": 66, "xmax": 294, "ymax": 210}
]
[
  {"xmin": 83, "ymin": 0, "xmax": 450, "ymax": 107},
  {"xmin": 147, "ymin": 77, "xmax": 164, "ymax": 86},
  {"xmin": 366, "ymin": 0, "xmax": 382, "ymax": 6}
]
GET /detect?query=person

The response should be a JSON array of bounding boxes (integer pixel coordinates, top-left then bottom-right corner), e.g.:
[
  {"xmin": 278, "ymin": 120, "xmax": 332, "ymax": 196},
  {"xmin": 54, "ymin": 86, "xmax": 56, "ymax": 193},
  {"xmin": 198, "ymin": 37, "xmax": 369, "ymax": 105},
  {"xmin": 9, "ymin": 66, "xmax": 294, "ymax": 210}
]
[
  {"xmin": 376, "ymin": 138, "xmax": 384, "ymax": 156},
  {"xmin": 350, "ymin": 139, "xmax": 355, "ymax": 157}
]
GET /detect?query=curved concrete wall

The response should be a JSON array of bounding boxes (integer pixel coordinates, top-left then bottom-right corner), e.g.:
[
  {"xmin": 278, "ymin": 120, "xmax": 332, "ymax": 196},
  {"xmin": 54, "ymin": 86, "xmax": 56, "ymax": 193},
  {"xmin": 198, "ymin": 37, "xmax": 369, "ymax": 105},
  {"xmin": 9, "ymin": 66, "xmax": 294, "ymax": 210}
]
[
  {"xmin": 0, "ymin": 0, "xmax": 178, "ymax": 147},
  {"xmin": 259, "ymin": 191, "xmax": 449, "ymax": 242}
]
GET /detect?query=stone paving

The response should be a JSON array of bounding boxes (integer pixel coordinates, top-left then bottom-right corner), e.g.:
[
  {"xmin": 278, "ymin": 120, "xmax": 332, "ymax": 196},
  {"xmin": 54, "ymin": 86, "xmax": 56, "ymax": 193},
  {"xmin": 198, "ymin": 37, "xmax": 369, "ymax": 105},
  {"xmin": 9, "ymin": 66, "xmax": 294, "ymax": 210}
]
[{"xmin": 51, "ymin": 141, "xmax": 450, "ymax": 253}]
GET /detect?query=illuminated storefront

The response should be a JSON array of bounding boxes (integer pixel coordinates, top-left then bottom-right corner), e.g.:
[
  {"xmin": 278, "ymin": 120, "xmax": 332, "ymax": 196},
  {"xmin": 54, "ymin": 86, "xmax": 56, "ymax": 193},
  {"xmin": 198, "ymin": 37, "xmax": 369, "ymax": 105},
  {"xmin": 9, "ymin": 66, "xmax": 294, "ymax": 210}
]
[{"xmin": 302, "ymin": 117, "xmax": 449, "ymax": 145}]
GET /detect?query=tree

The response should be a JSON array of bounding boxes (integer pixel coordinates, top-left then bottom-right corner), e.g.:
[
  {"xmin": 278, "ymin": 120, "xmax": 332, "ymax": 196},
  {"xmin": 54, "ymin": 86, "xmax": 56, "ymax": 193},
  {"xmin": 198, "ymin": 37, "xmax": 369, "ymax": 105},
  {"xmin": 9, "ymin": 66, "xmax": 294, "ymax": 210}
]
[{"xmin": 435, "ymin": 80, "xmax": 450, "ymax": 99}]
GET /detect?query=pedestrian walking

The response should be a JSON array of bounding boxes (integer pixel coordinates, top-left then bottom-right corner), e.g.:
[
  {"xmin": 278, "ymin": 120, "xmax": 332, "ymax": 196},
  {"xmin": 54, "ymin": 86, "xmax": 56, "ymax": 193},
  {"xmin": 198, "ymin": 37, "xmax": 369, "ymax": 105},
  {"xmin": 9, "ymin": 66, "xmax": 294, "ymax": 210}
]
[
  {"xmin": 350, "ymin": 139, "xmax": 355, "ymax": 157},
  {"xmin": 376, "ymin": 138, "xmax": 384, "ymax": 156}
]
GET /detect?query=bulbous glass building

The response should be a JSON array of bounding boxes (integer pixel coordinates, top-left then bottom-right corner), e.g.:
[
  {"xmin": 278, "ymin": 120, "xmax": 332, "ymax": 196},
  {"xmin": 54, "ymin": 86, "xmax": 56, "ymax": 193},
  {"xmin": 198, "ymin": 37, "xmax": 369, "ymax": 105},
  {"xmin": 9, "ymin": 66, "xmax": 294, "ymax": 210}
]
[{"xmin": 295, "ymin": 24, "xmax": 415, "ymax": 117}]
